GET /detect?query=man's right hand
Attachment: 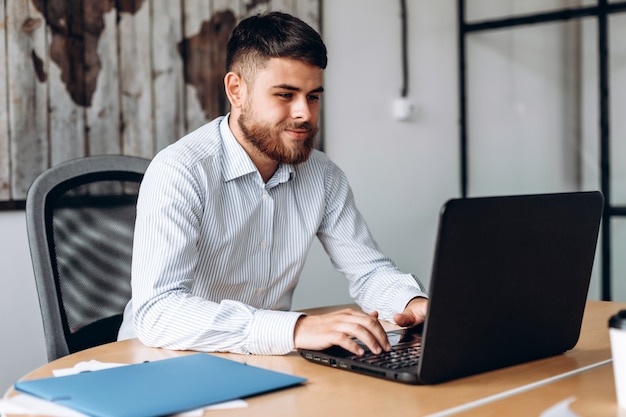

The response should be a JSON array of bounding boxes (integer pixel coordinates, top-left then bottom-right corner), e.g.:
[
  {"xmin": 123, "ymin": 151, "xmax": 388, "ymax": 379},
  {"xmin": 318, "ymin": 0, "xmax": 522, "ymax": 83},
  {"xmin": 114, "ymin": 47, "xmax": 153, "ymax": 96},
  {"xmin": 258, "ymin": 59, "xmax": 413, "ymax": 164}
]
[{"xmin": 293, "ymin": 308, "xmax": 391, "ymax": 356}]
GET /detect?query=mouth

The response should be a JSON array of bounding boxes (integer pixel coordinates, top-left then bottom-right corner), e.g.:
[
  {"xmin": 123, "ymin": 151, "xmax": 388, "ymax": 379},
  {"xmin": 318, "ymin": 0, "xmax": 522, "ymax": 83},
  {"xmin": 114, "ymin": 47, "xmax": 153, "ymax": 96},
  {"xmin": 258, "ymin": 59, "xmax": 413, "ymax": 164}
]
[{"xmin": 285, "ymin": 129, "xmax": 311, "ymax": 140}]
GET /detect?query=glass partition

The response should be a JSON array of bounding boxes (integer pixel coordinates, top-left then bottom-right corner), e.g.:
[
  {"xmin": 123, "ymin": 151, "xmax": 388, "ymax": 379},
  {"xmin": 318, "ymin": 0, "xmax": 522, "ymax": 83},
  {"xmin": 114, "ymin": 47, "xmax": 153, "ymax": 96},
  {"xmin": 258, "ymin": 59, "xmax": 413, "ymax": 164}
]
[
  {"xmin": 610, "ymin": 13, "xmax": 626, "ymax": 205},
  {"xmin": 466, "ymin": 18, "xmax": 600, "ymax": 197},
  {"xmin": 466, "ymin": 0, "xmax": 596, "ymax": 23}
]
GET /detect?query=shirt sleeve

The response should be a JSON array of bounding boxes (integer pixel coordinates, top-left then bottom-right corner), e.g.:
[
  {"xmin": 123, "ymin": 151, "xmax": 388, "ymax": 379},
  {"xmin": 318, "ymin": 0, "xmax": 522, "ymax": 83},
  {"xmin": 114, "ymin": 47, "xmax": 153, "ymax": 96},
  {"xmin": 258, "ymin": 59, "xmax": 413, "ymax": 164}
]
[
  {"xmin": 316, "ymin": 162, "xmax": 429, "ymax": 322},
  {"xmin": 130, "ymin": 156, "xmax": 302, "ymax": 355}
]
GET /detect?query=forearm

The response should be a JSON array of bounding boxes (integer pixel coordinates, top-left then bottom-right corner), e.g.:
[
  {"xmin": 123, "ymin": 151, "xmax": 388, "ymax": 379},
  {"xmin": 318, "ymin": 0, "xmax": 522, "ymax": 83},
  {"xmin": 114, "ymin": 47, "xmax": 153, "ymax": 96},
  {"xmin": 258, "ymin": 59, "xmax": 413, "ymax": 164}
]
[
  {"xmin": 318, "ymin": 163, "xmax": 428, "ymax": 321},
  {"xmin": 349, "ymin": 270, "xmax": 428, "ymax": 321},
  {"xmin": 133, "ymin": 294, "xmax": 303, "ymax": 354},
  {"xmin": 131, "ymin": 225, "xmax": 304, "ymax": 354}
]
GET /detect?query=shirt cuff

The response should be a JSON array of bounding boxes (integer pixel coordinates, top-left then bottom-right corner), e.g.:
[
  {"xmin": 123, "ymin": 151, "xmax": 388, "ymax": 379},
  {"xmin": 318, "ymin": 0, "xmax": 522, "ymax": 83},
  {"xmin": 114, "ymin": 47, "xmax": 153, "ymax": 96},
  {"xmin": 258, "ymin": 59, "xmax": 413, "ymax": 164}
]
[
  {"xmin": 247, "ymin": 310, "xmax": 304, "ymax": 355},
  {"xmin": 391, "ymin": 287, "xmax": 429, "ymax": 315}
]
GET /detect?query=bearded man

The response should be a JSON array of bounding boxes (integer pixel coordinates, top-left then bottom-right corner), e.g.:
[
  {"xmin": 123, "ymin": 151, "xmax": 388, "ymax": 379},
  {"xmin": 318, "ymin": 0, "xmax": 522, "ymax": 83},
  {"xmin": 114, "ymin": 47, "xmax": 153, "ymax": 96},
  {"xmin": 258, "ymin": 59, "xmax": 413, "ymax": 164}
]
[{"xmin": 119, "ymin": 11, "xmax": 428, "ymax": 356}]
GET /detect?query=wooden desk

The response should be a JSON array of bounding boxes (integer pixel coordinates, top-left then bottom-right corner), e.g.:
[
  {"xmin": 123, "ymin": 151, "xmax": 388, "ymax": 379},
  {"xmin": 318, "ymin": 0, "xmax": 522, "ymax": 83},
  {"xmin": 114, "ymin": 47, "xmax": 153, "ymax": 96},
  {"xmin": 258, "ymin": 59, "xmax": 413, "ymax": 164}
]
[
  {"xmin": 449, "ymin": 362, "xmax": 626, "ymax": 417},
  {"xmin": 5, "ymin": 301, "xmax": 625, "ymax": 417}
]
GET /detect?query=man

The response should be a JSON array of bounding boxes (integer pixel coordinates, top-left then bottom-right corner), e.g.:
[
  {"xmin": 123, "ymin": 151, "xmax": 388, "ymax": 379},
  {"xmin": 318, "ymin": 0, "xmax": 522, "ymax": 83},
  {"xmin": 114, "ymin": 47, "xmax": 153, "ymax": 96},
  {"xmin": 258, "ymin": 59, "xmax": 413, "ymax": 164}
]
[{"xmin": 118, "ymin": 11, "xmax": 428, "ymax": 357}]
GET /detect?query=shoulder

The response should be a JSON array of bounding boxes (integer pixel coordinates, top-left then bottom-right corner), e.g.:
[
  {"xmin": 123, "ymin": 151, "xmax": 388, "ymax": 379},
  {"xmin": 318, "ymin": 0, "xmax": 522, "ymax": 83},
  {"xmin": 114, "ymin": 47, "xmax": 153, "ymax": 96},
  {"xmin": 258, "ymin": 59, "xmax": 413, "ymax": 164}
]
[
  {"xmin": 146, "ymin": 117, "xmax": 225, "ymax": 179},
  {"xmin": 296, "ymin": 149, "xmax": 342, "ymax": 177},
  {"xmin": 139, "ymin": 119, "xmax": 228, "ymax": 213},
  {"xmin": 155, "ymin": 117, "xmax": 224, "ymax": 166},
  {"xmin": 293, "ymin": 149, "xmax": 351, "ymax": 198},
  {"xmin": 307, "ymin": 149, "xmax": 349, "ymax": 184}
]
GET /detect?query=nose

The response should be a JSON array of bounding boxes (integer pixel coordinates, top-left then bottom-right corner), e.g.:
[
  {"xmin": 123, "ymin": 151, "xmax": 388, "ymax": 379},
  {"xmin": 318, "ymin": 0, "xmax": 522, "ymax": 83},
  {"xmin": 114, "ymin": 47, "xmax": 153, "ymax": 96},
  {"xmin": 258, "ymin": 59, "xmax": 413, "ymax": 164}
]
[{"xmin": 291, "ymin": 96, "xmax": 312, "ymax": 121}]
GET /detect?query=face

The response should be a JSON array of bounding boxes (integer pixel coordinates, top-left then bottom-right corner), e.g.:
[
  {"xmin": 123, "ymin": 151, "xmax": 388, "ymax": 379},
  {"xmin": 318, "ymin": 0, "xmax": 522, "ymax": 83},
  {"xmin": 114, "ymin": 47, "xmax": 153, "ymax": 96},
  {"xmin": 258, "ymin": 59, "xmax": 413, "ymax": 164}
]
[{"xmin": 236, "ymin": 58, "xmax": 324, "ymax": 165}]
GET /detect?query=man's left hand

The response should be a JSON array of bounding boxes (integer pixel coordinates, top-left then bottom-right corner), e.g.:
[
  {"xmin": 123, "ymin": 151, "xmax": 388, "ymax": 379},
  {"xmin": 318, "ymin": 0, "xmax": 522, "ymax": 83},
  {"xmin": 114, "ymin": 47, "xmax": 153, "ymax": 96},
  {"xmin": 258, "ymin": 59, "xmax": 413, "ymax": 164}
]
[{"xmin": 393, "ymin": 297, "xmax": 428, "ymax": 327}]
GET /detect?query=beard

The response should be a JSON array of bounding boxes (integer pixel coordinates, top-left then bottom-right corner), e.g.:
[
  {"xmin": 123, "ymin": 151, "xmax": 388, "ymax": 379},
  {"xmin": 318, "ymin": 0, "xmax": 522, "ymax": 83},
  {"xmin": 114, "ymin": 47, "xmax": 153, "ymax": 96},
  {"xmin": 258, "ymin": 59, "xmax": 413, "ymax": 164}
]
[{"xmin": 237, "ymin": 112, "xmax": 318, "ymax": 165}]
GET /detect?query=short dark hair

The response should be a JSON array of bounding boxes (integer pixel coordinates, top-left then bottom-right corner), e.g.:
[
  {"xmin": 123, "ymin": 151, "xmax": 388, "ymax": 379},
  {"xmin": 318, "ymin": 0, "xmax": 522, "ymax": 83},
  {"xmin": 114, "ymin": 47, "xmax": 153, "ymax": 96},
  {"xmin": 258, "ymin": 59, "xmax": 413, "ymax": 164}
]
[{"xmin": 226, "ymin": 11, "xmax": 327, "ymax": 75}]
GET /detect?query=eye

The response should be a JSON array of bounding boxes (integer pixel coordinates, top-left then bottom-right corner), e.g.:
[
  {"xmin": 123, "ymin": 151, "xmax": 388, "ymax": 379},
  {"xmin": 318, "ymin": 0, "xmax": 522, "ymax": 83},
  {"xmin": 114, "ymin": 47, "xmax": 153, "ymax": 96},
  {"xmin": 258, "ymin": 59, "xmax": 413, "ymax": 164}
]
[
  {"xmin": 276, "ymin": 93, "xmax": 293, "ymax": 99},
  {"xmin": 307, "ymin": 94, "xmax": 321, "ymax": 102}
]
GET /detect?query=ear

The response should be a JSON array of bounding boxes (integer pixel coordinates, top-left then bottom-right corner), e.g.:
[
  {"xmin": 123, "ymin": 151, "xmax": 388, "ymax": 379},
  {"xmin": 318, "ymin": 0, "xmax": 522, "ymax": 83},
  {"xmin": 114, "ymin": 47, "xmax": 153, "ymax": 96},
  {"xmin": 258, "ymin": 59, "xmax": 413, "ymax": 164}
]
[{"xmin": 224, "ymin": 71, "xmax": 245, "ymax": 109}]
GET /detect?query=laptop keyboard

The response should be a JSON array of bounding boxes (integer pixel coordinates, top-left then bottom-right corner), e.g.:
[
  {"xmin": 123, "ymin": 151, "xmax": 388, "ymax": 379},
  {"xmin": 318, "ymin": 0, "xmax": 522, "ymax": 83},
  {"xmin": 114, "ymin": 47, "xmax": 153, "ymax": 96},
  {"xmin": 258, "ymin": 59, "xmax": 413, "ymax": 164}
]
[{"xmin": 348, "ymin": 345, "xmax": 421, "ymax": 370}]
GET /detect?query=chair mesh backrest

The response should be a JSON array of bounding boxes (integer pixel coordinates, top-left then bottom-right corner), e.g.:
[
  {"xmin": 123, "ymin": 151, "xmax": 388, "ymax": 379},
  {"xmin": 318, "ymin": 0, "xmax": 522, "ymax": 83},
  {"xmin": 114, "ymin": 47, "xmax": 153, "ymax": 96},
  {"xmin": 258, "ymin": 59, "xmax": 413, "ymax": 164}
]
[
  {"xmin": 27, "ymin": 156, "xmax": 149, "ymax": 361},
  {"xmin": 50, "ymin": 181, "xmax": 138, "ymax": 338}
]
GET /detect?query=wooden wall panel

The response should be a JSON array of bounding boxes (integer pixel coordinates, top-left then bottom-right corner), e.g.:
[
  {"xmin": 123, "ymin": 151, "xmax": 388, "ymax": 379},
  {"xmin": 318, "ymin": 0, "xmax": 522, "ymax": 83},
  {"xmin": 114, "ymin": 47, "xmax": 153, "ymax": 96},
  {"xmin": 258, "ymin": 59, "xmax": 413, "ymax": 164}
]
[
  {"xmin": 119, "ymin": 3, "xmax": 153, "ymax": 158},
  {"xmin": 0, "ymin": 0, "xmax": 9, "ymax": 201},
  {"xmin": 215, "ymin": 0, "xmax": 240, "ymax": 15},
  {"xmin": 271, "ymin": 0, "xmax": 295, "ymax": 15},
  {"xmin": 46, "ymin": 0, "xmax": 86, "ymax": 166},
  {"xmin": 182, "ymin": 0, "xmax": 213, "ymax": 132},
  {"xmin": 152, "ymin": 0, "xmax": 185, "ymax": 153},
  {"xmin": 6, "ymin": 0, "xmax": 48, "ymax": 201},
  {"xmin": 87, "ymin": 6, "xmax": 121, "ymax": 156},
  {"xmin": 0, "ymin": 0, "xmax": 321, "ymax": 206},
  {"xmin": 295, "ymin": 0, "xmax": 320, "ymax": 32},
  {"xmin": 244, "ymin": 0, "xmax": 270, "ymax": 18}
]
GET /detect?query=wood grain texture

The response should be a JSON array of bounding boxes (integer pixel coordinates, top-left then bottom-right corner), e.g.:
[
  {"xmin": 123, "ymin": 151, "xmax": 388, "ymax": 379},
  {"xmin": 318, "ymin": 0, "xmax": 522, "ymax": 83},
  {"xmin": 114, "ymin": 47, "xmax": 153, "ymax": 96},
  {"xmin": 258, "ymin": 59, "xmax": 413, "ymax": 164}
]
[
  {"xmin": 152, "ymin": 0, "xmax": 185, "ymax": 153},
  {"xmin": 0, "ymin": 0, "xmax": 9, "ymax": 200},
  {"xmin": 181, "ymin": 0, "xmax": 213, "ymax": 132},
  {"xmin": 6, "ymin": 0, "xmax": 48, "ymax": 200},
  {"xmin": 179, "ymin": 8, "xmax": 236, "ymax": 123},
  {"xmin": 87, "ymin": 4, "xmax": 121, "ymax": 156},
  {"xmin": 119, "ymin": 0, "xmax": 152, "ymax": 158}
]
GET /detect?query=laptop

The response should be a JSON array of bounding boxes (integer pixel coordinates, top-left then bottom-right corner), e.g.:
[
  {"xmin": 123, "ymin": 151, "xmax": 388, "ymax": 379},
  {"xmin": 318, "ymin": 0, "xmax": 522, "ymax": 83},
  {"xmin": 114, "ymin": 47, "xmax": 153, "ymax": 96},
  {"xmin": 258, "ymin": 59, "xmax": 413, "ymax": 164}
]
[{"xmin": 298, "ymin": 191, "xmax": 604, "ymax": 384}]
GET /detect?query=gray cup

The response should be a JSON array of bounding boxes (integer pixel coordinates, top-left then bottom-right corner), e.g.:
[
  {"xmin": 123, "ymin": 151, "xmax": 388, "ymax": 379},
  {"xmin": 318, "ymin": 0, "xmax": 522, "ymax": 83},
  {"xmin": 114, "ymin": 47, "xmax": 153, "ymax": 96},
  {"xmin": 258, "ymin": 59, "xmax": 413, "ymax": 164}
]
[{"xmin": 610, "ymin": 310, "xmax": 626, "ymax": 409}]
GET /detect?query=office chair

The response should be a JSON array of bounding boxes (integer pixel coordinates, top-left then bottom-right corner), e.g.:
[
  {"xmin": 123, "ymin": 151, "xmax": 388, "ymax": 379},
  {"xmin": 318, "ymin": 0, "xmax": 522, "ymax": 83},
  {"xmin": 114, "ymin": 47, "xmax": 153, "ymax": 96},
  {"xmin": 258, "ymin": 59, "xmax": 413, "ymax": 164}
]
[{"xmin": 25, "ymin": 155, "xmax": 150, "ymax": 362}]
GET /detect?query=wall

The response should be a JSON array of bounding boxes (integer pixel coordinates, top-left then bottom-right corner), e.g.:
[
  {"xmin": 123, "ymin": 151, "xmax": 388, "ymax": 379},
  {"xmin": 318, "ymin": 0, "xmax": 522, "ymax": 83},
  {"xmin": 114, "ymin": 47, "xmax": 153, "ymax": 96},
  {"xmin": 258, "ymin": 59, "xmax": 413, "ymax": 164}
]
[{"xmin": 0, "ymin": 212, "xmax": 47, "ymax": 390}]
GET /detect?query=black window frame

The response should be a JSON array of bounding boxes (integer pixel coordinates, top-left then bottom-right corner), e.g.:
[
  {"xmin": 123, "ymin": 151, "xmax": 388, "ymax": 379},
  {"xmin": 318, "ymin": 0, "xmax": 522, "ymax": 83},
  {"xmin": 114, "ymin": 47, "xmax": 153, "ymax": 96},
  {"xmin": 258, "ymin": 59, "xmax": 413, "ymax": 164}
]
[{"xmin": 457, "ymin": 0, "xmax": 626, "ymax": 301}]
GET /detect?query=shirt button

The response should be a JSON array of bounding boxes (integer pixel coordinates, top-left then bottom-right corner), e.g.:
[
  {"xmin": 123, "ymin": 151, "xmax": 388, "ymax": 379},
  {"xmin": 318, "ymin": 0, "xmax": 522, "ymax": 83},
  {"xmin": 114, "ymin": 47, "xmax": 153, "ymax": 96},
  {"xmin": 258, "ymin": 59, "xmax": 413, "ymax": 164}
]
[
  {"xmin": 256, "ymin": 288, "xmax": 263, "ymax": 294},
  {"xmin": 260, "ymin": 240, "xmax": 267, "ymax": 248}
]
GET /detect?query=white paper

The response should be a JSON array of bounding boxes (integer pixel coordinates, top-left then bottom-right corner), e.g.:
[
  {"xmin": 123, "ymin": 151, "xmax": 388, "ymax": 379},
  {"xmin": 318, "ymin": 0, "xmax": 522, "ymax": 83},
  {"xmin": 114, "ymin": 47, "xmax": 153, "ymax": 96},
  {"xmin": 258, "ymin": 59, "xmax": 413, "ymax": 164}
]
[
  {"xmin": 0, "ymin": 394, "xmax": 88, "ymax": 417},
  {"xmin": 539, "ymin": 396, "xmax": 580, "ymax": 417},
  {"xmin": 52, "ymin": 359, "xmax": 128, "ymax": 377}
]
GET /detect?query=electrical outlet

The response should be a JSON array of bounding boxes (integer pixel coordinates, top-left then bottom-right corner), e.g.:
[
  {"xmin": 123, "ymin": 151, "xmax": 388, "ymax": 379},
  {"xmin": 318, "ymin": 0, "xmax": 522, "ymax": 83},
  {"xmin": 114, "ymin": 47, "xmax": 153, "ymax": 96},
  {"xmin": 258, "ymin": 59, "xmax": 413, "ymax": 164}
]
[{"xmin": 392, "ymin": 97, "xmax": 415, "ymax": 121}]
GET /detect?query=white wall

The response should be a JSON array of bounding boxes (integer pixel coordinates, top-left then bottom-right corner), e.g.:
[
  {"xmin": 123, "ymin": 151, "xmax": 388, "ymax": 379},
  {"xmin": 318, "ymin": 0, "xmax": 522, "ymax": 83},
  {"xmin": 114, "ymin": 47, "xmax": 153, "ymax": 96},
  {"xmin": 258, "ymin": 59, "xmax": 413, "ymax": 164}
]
[{"xmin": 0, "ymin": 212, "xmax": 47, "ymax": 391}]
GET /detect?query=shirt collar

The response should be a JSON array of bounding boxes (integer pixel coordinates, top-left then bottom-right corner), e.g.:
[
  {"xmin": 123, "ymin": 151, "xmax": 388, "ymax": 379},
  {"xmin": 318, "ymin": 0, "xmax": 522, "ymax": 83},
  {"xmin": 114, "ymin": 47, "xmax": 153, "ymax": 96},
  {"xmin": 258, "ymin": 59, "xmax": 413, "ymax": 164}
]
[
  {"xmin": 220, "ymin": 115, "xmax": 259, "ymax": 182},
  {"xmin": 220, "ymin": 114, "xmax": 295, "ymax": 186},
  {"xmin": 266, "ymin": 164, "xmax": 295, "ymax": 189}
]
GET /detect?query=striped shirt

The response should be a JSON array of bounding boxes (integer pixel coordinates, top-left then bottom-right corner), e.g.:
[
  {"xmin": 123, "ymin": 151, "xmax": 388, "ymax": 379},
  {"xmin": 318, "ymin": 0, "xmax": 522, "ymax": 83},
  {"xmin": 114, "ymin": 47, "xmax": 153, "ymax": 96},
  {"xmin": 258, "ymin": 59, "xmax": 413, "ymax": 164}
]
[{"xmin": 118, "ymin": 115, "xmax": 427, "ymax": 354}]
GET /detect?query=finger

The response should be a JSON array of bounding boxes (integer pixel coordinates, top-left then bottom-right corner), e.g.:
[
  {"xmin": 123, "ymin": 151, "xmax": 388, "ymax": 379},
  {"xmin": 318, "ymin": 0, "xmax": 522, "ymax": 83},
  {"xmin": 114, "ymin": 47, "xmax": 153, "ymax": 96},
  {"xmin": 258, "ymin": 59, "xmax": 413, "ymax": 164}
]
[
  {"xmin": 394, "ymin": 311, "xmax": 426, "ymax": 327},
  {"xmin": 341, "ymin": 319, "xmax": 390, "ymax": 354},
  {"xmin": 394, "ymin": 312, "xmax": 415, "ymax": 327},
  {"xmin": 297, "ymin": 309, "xmax": 391, "ymax": 354},
  {"xmin": 325, "ymin": 310, "xmax": 390, "ymax": 354},
  {"xmin": 334, "ymin": 336, "xmax": 366, "ymax": 356}
]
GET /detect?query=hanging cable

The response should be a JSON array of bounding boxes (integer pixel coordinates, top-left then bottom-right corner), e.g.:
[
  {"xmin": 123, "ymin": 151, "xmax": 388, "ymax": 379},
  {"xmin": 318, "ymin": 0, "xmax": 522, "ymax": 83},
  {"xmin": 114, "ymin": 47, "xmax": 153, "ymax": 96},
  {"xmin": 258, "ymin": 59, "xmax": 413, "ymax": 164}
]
[{"xmin": 400, "ymin": 0, "xmax": 409, "ymax": 97}]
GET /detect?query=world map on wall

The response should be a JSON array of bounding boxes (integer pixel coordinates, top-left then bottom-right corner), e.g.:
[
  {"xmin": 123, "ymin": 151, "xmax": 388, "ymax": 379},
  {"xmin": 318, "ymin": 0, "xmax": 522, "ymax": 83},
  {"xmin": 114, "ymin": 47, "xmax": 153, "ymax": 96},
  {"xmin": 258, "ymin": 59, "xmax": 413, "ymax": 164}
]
[{"xmin": 29, "ymin": 0, "xmax": 263, "ymax": 119}]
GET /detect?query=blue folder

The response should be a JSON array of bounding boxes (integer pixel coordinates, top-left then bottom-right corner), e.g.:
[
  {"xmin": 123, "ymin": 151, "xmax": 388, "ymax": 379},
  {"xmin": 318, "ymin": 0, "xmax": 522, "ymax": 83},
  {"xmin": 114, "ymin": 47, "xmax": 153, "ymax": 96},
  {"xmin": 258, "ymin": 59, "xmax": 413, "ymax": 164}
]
[{"xmin": 14, "ymin": 353, "xmax": 307, "ymax": 417}]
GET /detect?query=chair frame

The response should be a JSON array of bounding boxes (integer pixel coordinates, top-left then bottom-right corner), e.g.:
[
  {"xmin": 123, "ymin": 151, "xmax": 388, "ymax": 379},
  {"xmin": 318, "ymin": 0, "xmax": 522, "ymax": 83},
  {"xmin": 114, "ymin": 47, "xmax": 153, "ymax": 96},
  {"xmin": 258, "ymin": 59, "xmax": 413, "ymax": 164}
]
[{"xmin": 26, "ymin": 155, "xmax": 150, "ymax": 361}]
